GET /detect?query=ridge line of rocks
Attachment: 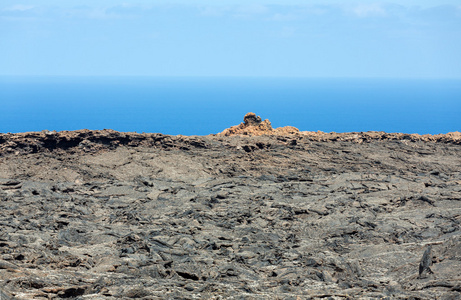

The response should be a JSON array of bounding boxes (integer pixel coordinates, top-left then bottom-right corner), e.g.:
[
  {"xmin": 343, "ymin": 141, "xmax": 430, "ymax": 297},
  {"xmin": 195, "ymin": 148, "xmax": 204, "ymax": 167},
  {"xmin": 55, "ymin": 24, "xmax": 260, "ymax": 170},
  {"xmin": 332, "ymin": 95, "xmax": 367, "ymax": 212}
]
[{"xmin": 1, "ymin": 126, "xmax": 460, "ymax": 157}]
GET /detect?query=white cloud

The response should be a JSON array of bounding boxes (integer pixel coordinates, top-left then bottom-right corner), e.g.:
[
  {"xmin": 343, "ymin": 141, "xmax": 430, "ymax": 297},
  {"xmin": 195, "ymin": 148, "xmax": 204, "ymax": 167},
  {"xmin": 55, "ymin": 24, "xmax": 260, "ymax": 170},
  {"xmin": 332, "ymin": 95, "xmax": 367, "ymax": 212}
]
[
  {"xmin": 269, "ymin": 5, "xmax": 335, "ymax": 20},
  {"xmin": 349, "ymin": 4, "xmax": 387, "ymax": 17},
  {"xmin": 71, "ymin": 4, "xmax": 151, "ymax": 20},
  {"xmin": 3, "ymin": 5, "xmax": 35, "ymax": 11},
  {"xmin": 199, "ymin": 4, "xmax": 269, "ymax": 19},
  {"xmin": 232, "ymin": 4, "xmax": 269, "ymax": 19},
  {"xmin": 236, "ymin": 4, "xmax": 269, "ymax": 15}
]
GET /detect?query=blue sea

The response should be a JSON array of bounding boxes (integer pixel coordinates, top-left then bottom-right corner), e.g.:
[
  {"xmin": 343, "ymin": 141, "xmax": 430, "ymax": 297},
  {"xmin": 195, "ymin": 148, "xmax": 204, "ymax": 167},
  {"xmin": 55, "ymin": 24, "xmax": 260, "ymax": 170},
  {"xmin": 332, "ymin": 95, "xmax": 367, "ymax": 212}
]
[{"xmin": 1, "ymin": 77, "xmax": 460, "ymax": 135}]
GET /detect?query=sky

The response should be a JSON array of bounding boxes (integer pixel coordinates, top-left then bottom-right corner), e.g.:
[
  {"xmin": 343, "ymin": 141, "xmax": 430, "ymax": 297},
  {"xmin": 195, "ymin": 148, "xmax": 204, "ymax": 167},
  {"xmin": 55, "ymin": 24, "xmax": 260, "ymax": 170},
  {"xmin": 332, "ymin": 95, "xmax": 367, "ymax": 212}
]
[{"xmin": 1, "ymin": 0, "xmax": 461, "ymax": 78}]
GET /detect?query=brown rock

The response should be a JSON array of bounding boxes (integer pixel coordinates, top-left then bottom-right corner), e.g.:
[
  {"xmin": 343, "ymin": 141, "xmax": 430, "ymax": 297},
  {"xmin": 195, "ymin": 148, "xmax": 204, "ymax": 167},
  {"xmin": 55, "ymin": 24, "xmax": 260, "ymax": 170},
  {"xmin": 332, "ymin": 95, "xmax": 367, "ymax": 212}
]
[
  {"xmin": 218, "ymin": 112, "xmax": 299, "ymax": 136},
  {"xmin": 243, "ymin": 112, "xmax": 262, "ymax": 126}
]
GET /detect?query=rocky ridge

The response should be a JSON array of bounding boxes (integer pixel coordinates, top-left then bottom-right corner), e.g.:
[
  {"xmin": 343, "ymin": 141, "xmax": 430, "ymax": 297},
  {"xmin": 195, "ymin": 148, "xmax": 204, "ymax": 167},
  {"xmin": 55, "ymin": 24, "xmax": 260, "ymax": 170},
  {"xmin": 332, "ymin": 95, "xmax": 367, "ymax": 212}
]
[
  {"xmin": 0, "ymin": 113, "xmax": 459, "ymax": 158},
  {"xmin": 217, "ymin": 112, "xmax": 300, "ymax": 136},
  {"xmin": 0, "ymin": 114, "xmax": 460, "ymax": 299}
]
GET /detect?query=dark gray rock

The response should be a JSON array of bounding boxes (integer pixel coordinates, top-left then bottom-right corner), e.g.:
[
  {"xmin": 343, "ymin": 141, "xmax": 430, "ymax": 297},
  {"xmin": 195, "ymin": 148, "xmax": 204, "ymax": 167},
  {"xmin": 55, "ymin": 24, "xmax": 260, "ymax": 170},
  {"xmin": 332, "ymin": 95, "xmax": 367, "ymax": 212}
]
[{"xmin": 0, "ymin": 132, "xmax": 460, "ymax": 298}]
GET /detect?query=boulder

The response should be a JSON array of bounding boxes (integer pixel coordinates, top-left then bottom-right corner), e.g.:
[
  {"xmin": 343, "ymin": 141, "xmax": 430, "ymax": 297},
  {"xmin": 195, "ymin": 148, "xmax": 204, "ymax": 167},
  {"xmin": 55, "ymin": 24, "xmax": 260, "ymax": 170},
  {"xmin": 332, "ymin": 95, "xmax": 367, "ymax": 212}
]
[{"xmin": 218, "ymin": 112, "xmax": 299, "ymax": 136}]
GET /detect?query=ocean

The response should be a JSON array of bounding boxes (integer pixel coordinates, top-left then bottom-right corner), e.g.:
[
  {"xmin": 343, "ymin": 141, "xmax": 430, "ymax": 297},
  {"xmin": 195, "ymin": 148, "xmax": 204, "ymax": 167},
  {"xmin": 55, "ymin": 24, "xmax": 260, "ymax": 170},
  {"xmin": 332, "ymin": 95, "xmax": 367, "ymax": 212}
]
[{"xmin": 1, "ymin": 77, "xmax": 460, "ymax": 135}]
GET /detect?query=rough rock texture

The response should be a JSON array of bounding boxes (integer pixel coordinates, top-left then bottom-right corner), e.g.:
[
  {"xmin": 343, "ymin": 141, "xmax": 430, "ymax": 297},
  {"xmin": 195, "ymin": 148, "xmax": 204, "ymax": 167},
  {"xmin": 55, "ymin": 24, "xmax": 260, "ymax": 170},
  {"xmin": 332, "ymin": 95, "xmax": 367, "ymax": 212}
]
[
  {"xmin": 216, "ymin": 113, "xmax": 461, "ymax": 144},
  {"xmin": 218, "ymin": 112, "xmax": 300, "ymax": 136},
  {"xmin": 0, "ymin": 125, "xmax": 461, "ymax": 299}
]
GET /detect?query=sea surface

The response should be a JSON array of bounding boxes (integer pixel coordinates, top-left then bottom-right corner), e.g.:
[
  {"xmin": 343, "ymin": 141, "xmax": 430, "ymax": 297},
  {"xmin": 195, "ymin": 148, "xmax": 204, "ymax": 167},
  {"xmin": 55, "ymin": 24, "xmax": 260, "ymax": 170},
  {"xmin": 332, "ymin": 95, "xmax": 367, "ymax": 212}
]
[{"xmin": 1, "ymin": 77, "xmax": 460, "ymax": 135}]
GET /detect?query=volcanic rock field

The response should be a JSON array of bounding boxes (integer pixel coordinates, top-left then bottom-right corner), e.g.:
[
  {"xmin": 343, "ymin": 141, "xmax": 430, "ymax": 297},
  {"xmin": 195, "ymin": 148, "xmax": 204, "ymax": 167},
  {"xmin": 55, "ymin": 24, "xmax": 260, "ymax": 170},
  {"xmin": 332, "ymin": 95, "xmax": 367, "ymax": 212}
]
[{"xmin": 0, "ymin": 116, "xmax": 460, "ymax": 299}]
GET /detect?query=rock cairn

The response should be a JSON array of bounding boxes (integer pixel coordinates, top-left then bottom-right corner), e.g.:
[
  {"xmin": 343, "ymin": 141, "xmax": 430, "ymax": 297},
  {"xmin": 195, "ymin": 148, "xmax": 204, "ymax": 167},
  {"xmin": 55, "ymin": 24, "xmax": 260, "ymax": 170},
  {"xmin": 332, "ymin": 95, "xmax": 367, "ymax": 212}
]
[{"xmin": 217, "ymin": 112, "xmax": 299, "ymax": 136}]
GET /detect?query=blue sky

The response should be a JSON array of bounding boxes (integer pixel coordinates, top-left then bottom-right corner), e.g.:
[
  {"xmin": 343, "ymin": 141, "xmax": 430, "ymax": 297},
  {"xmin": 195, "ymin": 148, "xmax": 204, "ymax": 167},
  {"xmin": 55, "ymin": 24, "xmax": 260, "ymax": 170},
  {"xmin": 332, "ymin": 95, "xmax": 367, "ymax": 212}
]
[{"xmin": 1, "ymin": 1, "xmax": 461, "ymax": 78}]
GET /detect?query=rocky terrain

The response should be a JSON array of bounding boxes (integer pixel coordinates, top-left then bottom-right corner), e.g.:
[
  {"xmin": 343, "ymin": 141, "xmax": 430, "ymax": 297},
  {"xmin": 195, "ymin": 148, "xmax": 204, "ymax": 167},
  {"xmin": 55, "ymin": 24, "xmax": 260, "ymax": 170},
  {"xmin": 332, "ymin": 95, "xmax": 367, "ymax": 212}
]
[{"xmin": 0, "ymin": 114, "xmax": 460, "ymax": 299}]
